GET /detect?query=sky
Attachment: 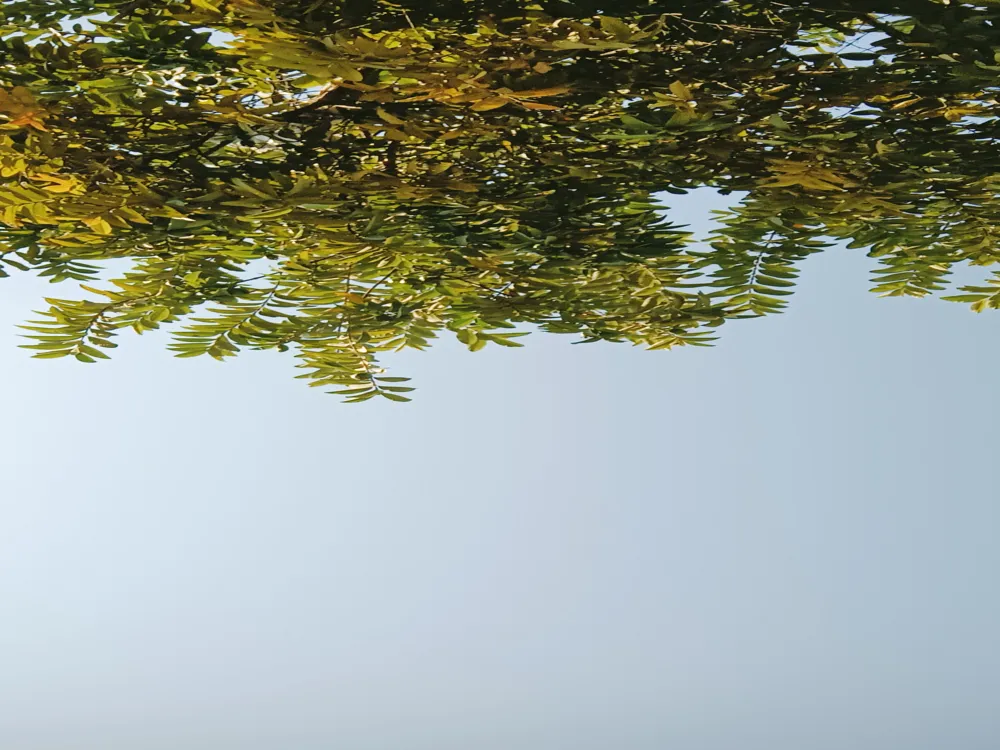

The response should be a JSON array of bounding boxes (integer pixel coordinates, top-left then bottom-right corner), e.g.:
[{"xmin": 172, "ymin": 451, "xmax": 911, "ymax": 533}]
[{"xmin": 1, "ymin": 191, "xmax": 998, "ymax": 750}]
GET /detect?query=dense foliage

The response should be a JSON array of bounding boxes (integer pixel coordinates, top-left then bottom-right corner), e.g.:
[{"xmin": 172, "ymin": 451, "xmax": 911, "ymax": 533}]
[{"xmin": 2, "ymin": 0, "xmax": 999, "ymax": 400}]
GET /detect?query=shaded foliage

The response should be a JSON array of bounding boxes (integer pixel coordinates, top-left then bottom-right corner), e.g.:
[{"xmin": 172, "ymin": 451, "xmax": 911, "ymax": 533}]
[{"xmin": 2, "ymin": 0, "xmax": 999, "ymax": 399}]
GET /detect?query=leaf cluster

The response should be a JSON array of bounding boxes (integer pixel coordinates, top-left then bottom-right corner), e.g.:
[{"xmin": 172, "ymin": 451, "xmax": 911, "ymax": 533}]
[{"xmin": 1, "ymin": 0, "xmax": 999, "ymax": 399}]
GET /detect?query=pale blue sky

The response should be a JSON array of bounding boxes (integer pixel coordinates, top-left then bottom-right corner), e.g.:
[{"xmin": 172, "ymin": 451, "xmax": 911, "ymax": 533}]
[{"xmin": 1, "ymin": 193, "xmax": 998, "ymax": 749}]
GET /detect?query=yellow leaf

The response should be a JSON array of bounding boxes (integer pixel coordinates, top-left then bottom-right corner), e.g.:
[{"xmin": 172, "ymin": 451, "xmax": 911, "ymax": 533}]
[
  {"xmin": 231, "ymin": 178, "xmax": 272, "ymax": 198},
  {"xmin": 376, "ymin": 106, "xmax": 406, "ymax": 125},
  {"xmin": 328, "ymin": 61, "xmax": 364, "ymax": 82},
  {"xmin": 115, "ymin": 206, "xmax": 152, "ymax": 224},
  {"xmin": 533, "ymin": 61, "xmax": 553, "ymax": 74},
  {"xmin": 29, "ymin": 172, "xmax": 79, "ymax": 193},
  {"xmin": 105, "ymin": 213, "xmax": 132, "ymax": 229},
  {"xmin": 765, "ymin": 160, "xmax": 812, "ymax": 174},
  {"xmin": 551, "ymin": 40, "xmax": 594, "ymax": 50},
  {"xmin": 229, "ymin": 0, "xmax": 274, "ymax": 19},
  {"xmin": 237, "ymin": 206, "xmax": 293, "ymax": 221},
  {"xmin": 511, "ymin": 86, "xmax": 571, "ymax": 99},
  {"xmin": 520, "ymin": 101, "xmax": 561, "ymax": 110},
  {"xmin": 8, "ymin": 112, "xmax": 47, "ymax": 130},
  {"xmin": 0, "ymin": 88, "xmax": 48, "ymax": 131},
  {"xmin": 81, "ymin": 216, "xmax": 113, "ymax": 234},
  {"xmin": 1, "ymin": 204, "xmax": 20, "ymax": 227},
  {"xmin": 810, "ymin": 167, "xmax": 851, "ymax": 186},
  {"xmin": 9, "ymin": 86, "xmax": 37, "ymax": 107},
  {"xmin": 190, "ymin": 0, "xmax": 221, "ymax": 12},
  {"xmin": 761, "ymin": 173, "xmax": 843, "ymax": 191},
  {"xmin": 28, "ymin": 202, "xmax": 57, "ymax": 224},
  {"xmin": 48, "ymin": 235, "xmax": 96, "ymax": 247},
  {"xmin": 145, "ymin": 205, "xmax": 189, "ymax": 219},
  {"xmin": 669, "ymin": 80, "xmax": 693, "ymax": 100},
  {"xmin": 0, "ymin": 86, "xmax": 37, "ymax": 112},
  {"xmin": 471, "ymin": 97, "xmax": 509, "ymax": 111},
  {"xmin": 599, "ymin": 16, "xmax": 634, "ymax": 40},
  {"xmin": 467, "ymin": 258, "xmax": 497, "ymax": 270}
]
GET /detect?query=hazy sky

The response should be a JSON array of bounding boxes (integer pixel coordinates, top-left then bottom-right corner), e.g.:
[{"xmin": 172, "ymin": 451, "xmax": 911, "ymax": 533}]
[{"xmin": 1, "ymin": 192, "xmax": 998, "ymax": 749}]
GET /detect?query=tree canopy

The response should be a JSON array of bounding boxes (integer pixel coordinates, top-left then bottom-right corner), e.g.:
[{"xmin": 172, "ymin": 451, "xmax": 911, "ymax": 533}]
[{"xmin": 2, "ymin": 0, "xmax": 999, "ymax": 400}]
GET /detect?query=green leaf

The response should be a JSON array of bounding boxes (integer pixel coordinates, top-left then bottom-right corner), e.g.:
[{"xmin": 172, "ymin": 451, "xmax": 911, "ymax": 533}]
[
  {"xmin": 380, "ymin": 391, "xmax": 412, "ymax": 402},
  {"xmin": 599, "ymin": 16, "xmax": 633, "ymax": 40},
  {"xmin": 343, "ymin": 390, "xmax": 378, "ymax": 402}
]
